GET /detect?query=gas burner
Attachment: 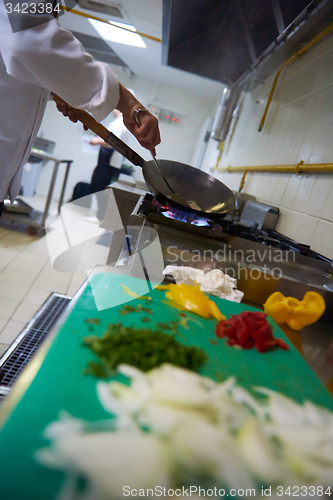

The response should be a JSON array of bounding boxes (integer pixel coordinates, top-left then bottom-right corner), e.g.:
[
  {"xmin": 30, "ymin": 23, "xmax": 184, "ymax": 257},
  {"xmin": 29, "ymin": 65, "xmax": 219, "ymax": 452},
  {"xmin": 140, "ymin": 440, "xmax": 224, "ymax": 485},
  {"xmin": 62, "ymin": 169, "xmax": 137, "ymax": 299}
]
[
  {"xmin": 154, "ymin": 198, "xmax": 212, "ymax": 227},
  {"xmin": 134, "ymin": 193, "xmax": 330, "ymax": 263},
  {"xmin": 161, "ymin": 209, "xmax": 209, "ymax": 226}
]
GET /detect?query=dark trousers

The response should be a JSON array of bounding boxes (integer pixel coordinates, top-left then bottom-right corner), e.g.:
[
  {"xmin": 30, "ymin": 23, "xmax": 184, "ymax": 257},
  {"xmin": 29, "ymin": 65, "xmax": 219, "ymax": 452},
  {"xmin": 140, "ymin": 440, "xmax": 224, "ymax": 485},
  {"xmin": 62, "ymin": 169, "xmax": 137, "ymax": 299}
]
[
  {"xmin": 0, "ymin": 201, "xmax": 3, "ymax": 217},
  {"xmin": 71, "ymin": 147, "xmax": 120, "ymax": 219},
  {"xmin": 90, "ymin": 147, "xmax": 119, "ymax": 193},
  {"xmin": 90, "ymin": 147, "xmax": 120, "ymax": 221}
]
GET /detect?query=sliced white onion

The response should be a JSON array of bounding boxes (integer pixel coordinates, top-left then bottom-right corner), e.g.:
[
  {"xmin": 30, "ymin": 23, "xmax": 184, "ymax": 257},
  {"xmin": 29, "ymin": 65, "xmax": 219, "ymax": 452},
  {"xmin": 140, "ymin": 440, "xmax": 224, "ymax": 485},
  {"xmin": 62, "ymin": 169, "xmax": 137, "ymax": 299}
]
[
  {"xmin": 37, "ymin": 364, "xmax": 333, "ymax": 495},
  {"xmin": 57, "ymin": 430, "xmax": 171, "ymax": 497}
]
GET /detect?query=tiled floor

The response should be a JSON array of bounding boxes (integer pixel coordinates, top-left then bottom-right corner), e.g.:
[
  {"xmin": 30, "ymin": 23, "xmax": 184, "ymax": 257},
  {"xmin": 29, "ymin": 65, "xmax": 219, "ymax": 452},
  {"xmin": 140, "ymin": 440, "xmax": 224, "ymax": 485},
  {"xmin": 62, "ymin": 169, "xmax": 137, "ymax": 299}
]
[{"xmin": 0, "ymin": 195, "xmax": 99, "ymax": 357}]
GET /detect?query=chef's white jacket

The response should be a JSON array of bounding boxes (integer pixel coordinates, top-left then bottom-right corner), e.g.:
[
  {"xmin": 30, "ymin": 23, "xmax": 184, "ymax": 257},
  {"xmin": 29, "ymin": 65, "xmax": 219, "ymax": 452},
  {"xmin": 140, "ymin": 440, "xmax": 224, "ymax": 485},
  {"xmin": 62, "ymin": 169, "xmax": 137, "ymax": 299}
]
[{"xmin": 0, "ymin": 6, "xmax": 120, "ymax": 202}]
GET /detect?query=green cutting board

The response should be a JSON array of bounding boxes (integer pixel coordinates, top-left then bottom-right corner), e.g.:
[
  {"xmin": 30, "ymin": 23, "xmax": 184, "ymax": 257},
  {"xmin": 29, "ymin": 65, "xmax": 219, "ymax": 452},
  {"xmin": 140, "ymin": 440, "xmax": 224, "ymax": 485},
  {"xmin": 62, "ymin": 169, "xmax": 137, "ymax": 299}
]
[{"xmin": 0, "ymin": 272, "xmax": 332, "ymax": 500}]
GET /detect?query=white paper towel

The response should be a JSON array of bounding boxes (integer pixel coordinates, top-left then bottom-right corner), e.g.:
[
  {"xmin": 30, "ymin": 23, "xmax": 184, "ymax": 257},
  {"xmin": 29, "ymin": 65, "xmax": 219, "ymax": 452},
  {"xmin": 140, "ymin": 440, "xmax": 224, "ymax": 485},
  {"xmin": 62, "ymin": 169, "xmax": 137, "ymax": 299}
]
[{"xmin": 163, "ymin": 266, "xmax": 244, "ymax": 303}]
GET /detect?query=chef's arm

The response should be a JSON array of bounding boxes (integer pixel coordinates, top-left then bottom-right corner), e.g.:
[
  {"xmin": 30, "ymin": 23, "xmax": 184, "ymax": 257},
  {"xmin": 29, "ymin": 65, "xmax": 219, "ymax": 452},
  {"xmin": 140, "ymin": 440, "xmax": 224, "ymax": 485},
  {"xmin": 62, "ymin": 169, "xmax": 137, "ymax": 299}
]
[
  {"xmin": 0, "ymin": 16, "xmax": 118, "ymax": 122},
  {"xmin": 55, "ymin": 85, "xmax": 161, "ymax": 151},
  {"xmin": 1, "ymin": 13, "xmax": 160, "ymax": 150},
  {"xmin": 89, "ymin": 137, "xmax": 110, "ymax": 148}
]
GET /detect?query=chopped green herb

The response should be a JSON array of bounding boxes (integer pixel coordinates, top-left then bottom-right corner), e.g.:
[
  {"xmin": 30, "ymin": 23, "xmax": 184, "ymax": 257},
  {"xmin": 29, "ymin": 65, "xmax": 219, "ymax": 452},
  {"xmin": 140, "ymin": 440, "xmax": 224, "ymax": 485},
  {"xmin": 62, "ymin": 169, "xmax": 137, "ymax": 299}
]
[
  {"xmin": 137, "ymin": 304, "xmax": 153, "ymax": 314},
  {"xmin": 141, "ymin": 317, "xmax": 151, "ymax": 323},
  {"xmin": 119, "ymin": 305, "xmax": 138, "ymax": 316},
  {"xmin": 83, "ymin": 361, "xmax": 109, "ymax": 378},
  {"xmin": 141, "ymin": 307, "xmax": 153, "ymax": 314},
  {"xmin": 83, "ymin": 323, "xmax": 207, "ymax": 375},
  {"xmin": 84, "ymin": 318, "xmax": 100, "ymax": 325},
  {"xmin": 119, "ymin": 304, "xmax": 153, "ymax": 316},
  {"xmin": 156, "ymin": 321, "xmax": 179, "ymax": 334},
  {"xmin": 209, "ymin": 339, "xmax": 218, "ymax": 345}
]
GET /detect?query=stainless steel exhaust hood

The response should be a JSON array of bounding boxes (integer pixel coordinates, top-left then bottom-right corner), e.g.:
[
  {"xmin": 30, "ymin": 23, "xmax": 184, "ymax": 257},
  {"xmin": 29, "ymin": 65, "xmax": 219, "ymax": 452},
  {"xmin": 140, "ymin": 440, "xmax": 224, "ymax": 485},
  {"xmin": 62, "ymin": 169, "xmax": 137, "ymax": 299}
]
[{"xmin": 162, "ymin": 0, "xmax": 333, "ymax": 91}]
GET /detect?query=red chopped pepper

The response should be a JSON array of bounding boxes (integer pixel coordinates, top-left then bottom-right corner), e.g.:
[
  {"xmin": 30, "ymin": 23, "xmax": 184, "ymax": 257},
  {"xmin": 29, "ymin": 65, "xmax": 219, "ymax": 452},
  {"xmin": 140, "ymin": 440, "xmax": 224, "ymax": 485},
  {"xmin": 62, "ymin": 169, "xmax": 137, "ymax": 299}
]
[{"xmin": 215, "ymin": 311, "xmax": 289, "ymax": 353}]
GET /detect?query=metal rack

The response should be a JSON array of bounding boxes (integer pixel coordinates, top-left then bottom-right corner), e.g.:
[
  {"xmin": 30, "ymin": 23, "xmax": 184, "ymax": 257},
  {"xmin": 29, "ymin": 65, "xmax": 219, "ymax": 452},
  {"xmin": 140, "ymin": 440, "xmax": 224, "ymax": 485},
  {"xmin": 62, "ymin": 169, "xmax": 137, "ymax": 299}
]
[{"xmin": 3, "ymin": 149, "xmax": 73, "ymax": 235}]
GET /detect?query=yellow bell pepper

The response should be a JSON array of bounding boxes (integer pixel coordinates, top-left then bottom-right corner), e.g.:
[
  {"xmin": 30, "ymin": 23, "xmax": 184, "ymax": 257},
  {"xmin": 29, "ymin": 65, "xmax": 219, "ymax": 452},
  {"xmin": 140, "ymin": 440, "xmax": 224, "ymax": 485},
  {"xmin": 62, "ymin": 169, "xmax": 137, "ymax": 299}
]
[
  {"xmin": 121, "ymin": 284, "xmax": 152, "ymax": 302},
  {"xmin": 263, "ymin": 291, "xmax": 325, "ymax": 330},
  {"xmin": 160, "ymin": 283, "xmax": 225, "ymax": 321}
]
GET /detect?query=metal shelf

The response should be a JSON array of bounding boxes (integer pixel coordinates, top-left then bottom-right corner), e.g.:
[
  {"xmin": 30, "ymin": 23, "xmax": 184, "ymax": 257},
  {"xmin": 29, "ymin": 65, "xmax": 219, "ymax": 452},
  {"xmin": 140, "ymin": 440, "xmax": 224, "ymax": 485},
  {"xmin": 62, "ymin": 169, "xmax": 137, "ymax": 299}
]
[{"xmin": 3, "ymin": 151, "xmax": 73, "ymax": 234}]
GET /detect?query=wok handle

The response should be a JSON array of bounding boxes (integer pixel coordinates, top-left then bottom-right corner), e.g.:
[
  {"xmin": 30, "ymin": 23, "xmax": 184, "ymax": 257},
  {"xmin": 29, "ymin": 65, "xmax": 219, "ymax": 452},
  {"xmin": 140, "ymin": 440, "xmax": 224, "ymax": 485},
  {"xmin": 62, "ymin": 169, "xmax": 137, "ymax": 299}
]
[{"xmin": 52, "ymin": 94, "xmax": 145, "ymax": 168}]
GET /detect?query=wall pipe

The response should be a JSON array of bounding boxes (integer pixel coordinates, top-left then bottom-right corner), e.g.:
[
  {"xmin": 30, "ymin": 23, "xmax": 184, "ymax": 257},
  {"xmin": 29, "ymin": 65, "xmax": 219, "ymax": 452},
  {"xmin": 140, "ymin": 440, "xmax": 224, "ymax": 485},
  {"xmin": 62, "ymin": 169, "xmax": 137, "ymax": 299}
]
[
  {"xmin": 214, "ymin": 141, "xmax": 225, "ymax": 170},
  {"xmin": 258, "ymin": 22, "xmax": 333, "ymax": 132},
  {"xmin": 216, "ymin": 161, "xmax": 333, "ymax": 174},
  {"xmin": 59, "ymin": 6, "xmax": 162, "ymax": 43},
  {"xmin": 238, "ymin": 170, "xmax": 248, "ymax": 192}
]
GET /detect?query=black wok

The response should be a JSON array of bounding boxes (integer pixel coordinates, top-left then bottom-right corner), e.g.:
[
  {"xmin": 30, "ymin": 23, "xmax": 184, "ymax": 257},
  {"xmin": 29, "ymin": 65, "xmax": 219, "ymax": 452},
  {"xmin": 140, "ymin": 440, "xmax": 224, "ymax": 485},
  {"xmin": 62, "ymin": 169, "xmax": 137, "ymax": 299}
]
[
  {"xmin": 53, "ymin": 95, "xmax": 235, "ymax": 215},
  {"xmin": 138, "ymin": 158, "xmax": 235, "ymax": 216},
  {"xmin": 102, "ymin": 131, "xmax": 235, "ymax": 215}
]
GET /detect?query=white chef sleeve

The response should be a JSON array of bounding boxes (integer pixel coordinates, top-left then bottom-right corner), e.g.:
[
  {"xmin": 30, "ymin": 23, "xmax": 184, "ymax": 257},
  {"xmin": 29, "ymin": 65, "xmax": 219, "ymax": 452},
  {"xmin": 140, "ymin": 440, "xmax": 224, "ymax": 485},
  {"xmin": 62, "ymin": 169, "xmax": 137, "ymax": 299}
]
[{"xmin": 0, "ymin": 18, "xmax": 119, "ymax": 122}]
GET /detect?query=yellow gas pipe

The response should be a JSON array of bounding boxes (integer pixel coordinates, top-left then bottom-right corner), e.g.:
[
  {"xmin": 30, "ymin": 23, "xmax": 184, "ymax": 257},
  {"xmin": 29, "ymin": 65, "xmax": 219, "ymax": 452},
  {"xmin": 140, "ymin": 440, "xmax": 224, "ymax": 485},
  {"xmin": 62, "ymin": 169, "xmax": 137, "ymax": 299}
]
[
  {"xmin": 214, "ymin": 141, "xmax": 225, "ymax": 171},
  {"xmin": 59, "ymin": 6, "xmax": 162, "ymax": 43},
  {"xmin": 238, "ymin": 170, "xmax": 248, "ymax": 192},
  {"xmin": 216, "ymin": 161, "xmax": 333, "ymax": 174}
]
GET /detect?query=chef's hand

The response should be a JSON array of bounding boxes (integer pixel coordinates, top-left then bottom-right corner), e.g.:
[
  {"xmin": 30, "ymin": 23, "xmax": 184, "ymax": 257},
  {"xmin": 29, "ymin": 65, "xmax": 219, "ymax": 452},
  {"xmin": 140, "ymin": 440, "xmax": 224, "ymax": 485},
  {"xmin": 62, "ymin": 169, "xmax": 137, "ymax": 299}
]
[
  {"xmin": 116, "ymin": 84, "xmax": 161, "ymax": 155},
  {"xmin": 54, "ymin": 96, "xmax": 88, "ymax": 130}
]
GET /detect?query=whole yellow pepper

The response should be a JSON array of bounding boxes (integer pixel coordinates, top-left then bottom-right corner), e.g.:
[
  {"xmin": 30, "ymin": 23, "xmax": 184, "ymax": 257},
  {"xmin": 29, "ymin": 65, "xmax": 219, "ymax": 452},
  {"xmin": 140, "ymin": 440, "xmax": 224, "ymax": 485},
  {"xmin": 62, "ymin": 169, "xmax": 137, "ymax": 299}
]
[
  {"xmin": 158, "ymin": 283, "xmax": 225, "ymax": 321},
  {"xmin": 263, "ymin": 291, "xmax": 325, "ymax": 330}
]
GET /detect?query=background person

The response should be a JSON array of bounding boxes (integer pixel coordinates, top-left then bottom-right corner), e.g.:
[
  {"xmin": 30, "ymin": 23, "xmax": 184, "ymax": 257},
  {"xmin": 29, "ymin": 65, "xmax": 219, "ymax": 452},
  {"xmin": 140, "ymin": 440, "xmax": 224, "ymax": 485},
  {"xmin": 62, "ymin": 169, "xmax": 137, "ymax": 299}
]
[
  {"xmin": 89, "ymin": 109, "xmax": 130, "ymax": 195},
  {"xmin": 71, "ymin": 108, "xmax": 131, "ymax": 221},
  {"xmin": 89, "ymin": 109, "xmax": 130, "ymax": 222}
]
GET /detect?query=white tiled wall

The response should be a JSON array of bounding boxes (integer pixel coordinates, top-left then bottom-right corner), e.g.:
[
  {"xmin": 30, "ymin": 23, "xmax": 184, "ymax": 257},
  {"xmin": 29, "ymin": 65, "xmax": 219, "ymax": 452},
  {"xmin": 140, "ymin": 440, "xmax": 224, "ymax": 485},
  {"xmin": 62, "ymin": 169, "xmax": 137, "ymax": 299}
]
[{"xmin": 204, "ymin": 30, "xmax": 333, "ymax": 258}]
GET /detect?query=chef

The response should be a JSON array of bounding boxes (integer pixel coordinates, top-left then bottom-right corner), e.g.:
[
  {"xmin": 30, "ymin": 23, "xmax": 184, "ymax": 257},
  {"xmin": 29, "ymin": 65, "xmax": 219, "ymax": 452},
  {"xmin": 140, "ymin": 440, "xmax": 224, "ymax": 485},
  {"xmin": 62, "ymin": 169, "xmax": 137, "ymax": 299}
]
[{"xmin": 0, "ymin": 2, "xmax": 160, "ymax": 216}]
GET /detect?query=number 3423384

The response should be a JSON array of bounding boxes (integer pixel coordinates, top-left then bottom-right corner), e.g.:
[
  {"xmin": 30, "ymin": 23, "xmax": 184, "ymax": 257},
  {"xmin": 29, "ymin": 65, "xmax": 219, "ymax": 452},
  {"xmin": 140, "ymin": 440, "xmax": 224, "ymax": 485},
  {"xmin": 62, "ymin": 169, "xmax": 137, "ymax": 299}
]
[{"xmin": 5, "ymin": 3, "xmax": 60, "ymax": 14}]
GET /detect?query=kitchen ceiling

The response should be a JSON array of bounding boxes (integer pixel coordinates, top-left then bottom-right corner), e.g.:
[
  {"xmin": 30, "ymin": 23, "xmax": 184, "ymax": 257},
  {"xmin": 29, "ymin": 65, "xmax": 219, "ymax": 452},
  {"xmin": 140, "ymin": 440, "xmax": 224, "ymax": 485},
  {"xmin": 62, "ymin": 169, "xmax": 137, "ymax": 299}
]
[{"xmin": 59, "ymin": 0, "xmax": 225, "ymax": 98}]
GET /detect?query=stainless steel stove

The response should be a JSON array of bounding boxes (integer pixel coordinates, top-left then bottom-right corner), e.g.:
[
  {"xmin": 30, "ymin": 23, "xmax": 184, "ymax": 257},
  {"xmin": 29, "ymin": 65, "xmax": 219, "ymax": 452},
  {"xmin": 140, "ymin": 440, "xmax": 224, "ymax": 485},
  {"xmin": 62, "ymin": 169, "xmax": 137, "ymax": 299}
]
[{"xmin": 115, "ymin": 193, "xmax": 333, "ymax": 324}]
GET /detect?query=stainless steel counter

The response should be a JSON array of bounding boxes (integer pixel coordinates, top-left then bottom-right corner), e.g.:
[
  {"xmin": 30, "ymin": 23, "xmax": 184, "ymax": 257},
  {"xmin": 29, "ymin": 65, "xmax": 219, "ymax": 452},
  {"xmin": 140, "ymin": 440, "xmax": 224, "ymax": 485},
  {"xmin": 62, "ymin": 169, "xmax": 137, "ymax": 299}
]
[{"xmin": 300, "ymin": 322, "xmax": 333, "ymax": 387}]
